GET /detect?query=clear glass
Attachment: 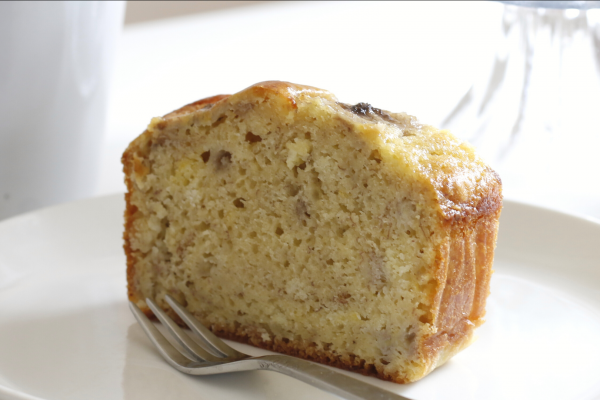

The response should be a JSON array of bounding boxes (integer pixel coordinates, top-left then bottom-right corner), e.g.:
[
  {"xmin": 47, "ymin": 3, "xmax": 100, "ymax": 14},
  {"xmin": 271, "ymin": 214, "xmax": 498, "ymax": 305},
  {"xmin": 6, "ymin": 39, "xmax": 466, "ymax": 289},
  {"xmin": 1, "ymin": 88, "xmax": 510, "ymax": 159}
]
[{"xmin": 442, "ymin": 2, "xmax": 600, "ymax": 218}]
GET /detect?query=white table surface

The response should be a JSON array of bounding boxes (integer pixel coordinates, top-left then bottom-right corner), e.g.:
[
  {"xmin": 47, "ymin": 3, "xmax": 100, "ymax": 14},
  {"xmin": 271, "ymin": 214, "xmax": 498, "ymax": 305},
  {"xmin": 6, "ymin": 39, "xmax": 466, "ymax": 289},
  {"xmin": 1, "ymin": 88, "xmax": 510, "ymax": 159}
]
[{"xmin": 96, "ymin": 1, "xmax": 600, "ymax": 221}]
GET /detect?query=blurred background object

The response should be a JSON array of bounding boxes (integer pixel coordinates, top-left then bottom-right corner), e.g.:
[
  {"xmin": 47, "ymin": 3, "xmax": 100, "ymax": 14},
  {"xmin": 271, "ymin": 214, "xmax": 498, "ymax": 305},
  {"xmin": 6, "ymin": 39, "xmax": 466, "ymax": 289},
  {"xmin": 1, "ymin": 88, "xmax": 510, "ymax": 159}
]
[
  {"xmin": 443, "ymin": 1, "xmax": 600, "ymax": 219},
  {"xmin": 0, "ymin": 1, "xmax": 125, "ymax": 220}
]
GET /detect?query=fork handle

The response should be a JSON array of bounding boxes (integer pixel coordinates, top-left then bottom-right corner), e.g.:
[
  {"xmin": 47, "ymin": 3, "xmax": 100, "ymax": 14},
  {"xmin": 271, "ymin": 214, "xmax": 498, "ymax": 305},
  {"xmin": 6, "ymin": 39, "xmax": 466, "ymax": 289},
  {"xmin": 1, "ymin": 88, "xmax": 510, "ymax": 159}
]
[{"xmin": 256, "ymin": 355, "xmax": 412, "ymax": 400}]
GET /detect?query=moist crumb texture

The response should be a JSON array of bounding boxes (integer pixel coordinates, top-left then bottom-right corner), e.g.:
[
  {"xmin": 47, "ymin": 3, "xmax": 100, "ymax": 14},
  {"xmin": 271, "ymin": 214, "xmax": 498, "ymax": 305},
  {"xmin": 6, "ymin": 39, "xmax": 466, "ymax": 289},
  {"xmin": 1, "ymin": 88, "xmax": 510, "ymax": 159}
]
[{"xmin": 122, "ymin": 81, "xmax": 502, "ymax": 383}]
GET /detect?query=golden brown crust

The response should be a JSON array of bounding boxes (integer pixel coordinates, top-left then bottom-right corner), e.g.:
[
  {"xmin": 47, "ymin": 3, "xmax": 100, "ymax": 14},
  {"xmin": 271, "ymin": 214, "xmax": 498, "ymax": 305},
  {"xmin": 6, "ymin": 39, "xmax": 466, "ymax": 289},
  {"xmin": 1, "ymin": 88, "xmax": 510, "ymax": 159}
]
[
  {"xmin": 164, "ymin": 95, "xmax": 231, "ymax": 119},
  {"xmin": 418, "ymin": 210, "xmax": 500, "ymax": 373},
  {"xmin": 234, "ymin": 81, "xmax": 333, "ymax": 109},
  {"xmin": 122, "ymin": 152, "xmax": 138, "ymax": 305},
  {"xmin": 435, "ymin": 169, "xmax": 503, "ymax": 223},
  {"xmin": 211, "ymin": 323, "xmax": 408, "ymax": 383}
]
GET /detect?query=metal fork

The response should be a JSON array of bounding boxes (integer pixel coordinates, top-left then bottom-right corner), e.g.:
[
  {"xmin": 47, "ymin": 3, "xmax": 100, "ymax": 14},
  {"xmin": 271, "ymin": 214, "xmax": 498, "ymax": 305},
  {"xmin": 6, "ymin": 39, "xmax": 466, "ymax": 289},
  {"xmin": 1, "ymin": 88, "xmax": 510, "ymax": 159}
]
[{"xmin": 129, "ymin": 295, "xmax": 412, "ymax": 400}]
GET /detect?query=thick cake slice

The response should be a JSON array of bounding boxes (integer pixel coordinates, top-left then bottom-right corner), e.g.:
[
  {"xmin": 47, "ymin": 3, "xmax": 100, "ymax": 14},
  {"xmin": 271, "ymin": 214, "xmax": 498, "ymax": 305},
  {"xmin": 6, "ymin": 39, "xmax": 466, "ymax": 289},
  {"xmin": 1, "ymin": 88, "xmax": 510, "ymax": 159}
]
[{"xmin": 122, "ymin": 81, "xmax": 502, "ymax": 383}]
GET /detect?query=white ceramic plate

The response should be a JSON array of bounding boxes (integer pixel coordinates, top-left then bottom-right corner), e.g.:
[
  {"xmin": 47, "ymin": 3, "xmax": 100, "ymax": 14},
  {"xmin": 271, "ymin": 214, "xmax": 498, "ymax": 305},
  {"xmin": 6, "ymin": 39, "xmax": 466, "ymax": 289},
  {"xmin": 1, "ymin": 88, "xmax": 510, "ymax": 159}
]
[{"xmin": 0, "ymin": 195, "xmax": 599, "ymax": 400}]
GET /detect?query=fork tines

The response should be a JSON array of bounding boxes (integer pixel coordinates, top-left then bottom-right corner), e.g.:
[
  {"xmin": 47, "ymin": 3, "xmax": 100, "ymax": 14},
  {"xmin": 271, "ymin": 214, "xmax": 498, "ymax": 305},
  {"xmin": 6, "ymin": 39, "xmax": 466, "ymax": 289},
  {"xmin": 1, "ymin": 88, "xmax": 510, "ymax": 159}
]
[
  {"xmin": 129, "ymin": 295, "xmax": 247, "ymax": 371},
  {"xmin": 130, "ymin": 295, "xmax": 411, "ymax": 400}
]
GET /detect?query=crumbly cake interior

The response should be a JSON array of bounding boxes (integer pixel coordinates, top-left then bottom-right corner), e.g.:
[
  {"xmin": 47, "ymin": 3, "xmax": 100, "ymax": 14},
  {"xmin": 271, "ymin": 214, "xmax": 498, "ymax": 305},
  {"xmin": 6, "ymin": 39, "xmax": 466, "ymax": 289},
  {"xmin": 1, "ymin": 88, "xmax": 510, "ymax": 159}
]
[{"xmin": 125, "ymin": 83, "xmax": 501, "ymax": 383}]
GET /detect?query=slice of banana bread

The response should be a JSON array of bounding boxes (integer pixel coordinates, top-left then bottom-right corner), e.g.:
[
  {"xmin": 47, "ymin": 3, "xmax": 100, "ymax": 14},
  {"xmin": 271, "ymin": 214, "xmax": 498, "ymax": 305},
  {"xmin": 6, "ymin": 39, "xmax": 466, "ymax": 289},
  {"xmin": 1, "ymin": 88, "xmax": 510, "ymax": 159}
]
[{"xmin": 122, "ymin": 81, "xmax": 502, "ymax": 383}]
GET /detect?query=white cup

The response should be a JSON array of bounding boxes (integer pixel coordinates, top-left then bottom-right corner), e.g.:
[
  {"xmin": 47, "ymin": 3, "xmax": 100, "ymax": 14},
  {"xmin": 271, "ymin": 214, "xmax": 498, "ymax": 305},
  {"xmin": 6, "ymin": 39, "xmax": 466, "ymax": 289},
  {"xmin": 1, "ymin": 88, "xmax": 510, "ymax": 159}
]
[{"xmin": 0, "ymin": 1, "xmax": 125, "ymax": 220}]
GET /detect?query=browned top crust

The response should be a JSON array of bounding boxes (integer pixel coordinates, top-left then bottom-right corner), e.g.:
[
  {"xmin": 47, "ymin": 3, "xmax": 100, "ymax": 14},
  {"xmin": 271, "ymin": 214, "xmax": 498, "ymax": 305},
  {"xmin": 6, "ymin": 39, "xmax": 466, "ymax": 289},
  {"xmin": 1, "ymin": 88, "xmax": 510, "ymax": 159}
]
[
  {"xmin": 148, "ymin": 81, "xmax": 502, "ymax": 224},
  {"xmin": 161, "ymin": 81, "xmax": 331, "ymax": 118},
  {"xmin": 163, "ymin": 94, "xmax": 231, "ymax": 119}
]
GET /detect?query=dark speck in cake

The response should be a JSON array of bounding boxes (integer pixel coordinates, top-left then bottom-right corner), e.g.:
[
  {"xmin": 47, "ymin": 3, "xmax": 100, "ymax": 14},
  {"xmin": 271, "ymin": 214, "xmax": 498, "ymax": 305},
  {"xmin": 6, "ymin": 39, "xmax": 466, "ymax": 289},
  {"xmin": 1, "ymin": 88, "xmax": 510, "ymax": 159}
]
[{"xmin": 339, "ymin": 102, "xmax": 397, "ymax": 124}]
